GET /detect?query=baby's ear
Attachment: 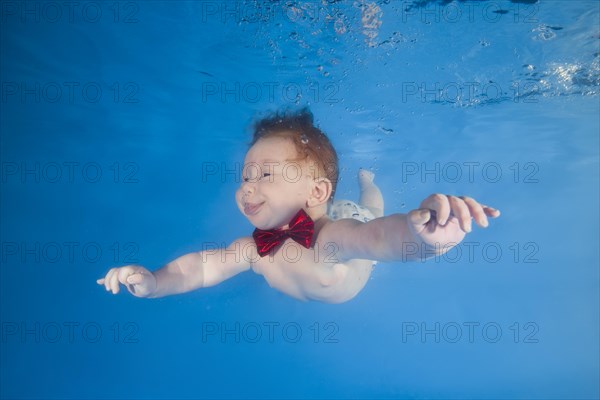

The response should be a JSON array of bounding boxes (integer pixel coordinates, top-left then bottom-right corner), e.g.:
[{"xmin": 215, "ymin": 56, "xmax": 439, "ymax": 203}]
[{"xmin": 307, "ymin": 177, "xmax": 333, "ymax": 207}]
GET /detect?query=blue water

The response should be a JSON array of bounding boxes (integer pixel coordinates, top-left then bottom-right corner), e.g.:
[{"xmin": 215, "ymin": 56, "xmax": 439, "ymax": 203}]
[{"xmin": 1, "ymin": 1, "xmax": 599, "ymax": 399}]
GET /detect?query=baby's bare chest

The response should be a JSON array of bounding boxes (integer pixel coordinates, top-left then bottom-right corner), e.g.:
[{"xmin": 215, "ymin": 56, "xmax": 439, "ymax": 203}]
[{"xmin": 250, "ymin": 241, "xmax": 344, "ymax": 297}]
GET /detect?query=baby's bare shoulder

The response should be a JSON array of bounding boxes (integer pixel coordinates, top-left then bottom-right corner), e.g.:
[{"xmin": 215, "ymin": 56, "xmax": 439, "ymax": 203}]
[{"xmin": 314, "ymin": 217, "xmax": 363, "ymax": 249}]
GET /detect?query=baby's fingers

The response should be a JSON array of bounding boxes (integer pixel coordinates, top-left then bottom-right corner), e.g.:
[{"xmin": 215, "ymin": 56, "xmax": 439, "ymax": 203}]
[
  {"xmin": 115, "ymin": 267, "xmax": 145, "ymax": 294},
  {"xmin": 110, "ymin": 269, "xmax": 122, "ymax": 294},
  {"xmin": 460, "ymin": 196, "xmax": 489, "ymax": 228},
  {"xmin": 103, "ymin": 268, "xmax": 117, "ymax": 293},
  {"xmin": 420, "ymin": 194, "xmax": 451, "ymax": 225},
  {"xmin": 125, "ymin": 273, "xmax": 145, "ymax": 285},
  {"xmin": 103, "ymin": 267, "xmax": 128, "ymax": 294},
  {"xmin": 408, "ymin": 208, "xmax": 433, "ymax": 230},
  {"xmin": 483, "ymin": 206, "xmax": 501, "ymax": 218},
  {"xmin": 448, "ymin": 196, "xmax": 472, "ymax": 232}
]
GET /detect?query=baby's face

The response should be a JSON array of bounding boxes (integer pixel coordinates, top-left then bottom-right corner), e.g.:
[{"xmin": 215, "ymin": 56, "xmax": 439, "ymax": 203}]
[{"xmin": 236, "ymin": 136, "xmax": 314, "ymax": 230}]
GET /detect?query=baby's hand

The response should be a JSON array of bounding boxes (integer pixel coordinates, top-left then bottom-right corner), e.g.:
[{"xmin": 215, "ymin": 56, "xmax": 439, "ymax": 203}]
[
  {"xmin": 96, "ymin": 265, "xmax": 157, "ymax": 297},
  {"xmin": 407, "ymin": 194, "xmax": 500, "ymax": 247}
]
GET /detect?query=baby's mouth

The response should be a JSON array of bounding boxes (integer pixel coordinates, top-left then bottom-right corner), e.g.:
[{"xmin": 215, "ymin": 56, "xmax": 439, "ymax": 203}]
[{"xmin": 244, "ymin": 202, "xmax": 264, "ymax": 216}]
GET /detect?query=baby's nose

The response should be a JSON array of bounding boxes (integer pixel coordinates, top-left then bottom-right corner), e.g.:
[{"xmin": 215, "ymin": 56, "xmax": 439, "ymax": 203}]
[{"xmin": 241, "ymin": 180, "xmax": 255, "ymax": 194}]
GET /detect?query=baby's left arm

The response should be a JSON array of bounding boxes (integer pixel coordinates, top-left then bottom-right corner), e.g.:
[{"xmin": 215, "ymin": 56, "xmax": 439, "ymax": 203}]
[{"xmin": 321, "ymin": 194, "xmax": 500, "ymax": 262}]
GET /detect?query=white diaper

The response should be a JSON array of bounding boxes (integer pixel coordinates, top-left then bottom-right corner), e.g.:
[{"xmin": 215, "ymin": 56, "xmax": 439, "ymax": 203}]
[
  {"xmin": 328, "ymin": 200, "xmax": 377, "ymax": 265},
  {"xmin": 328, "ymin": 200, "xmax": 376, "ymax": 223}
]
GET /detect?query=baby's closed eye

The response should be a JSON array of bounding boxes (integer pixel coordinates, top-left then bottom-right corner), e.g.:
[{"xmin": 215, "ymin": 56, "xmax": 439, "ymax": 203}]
[{"xmin": 243, "ymin": 173, "xmax": 271, "ymax": 182}]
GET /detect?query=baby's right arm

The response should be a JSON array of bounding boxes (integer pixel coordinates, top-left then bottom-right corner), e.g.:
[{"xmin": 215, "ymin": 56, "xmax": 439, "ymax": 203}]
[{"xmin": 96, "ymin": 237, "xmax": 255, "ymax": 298}]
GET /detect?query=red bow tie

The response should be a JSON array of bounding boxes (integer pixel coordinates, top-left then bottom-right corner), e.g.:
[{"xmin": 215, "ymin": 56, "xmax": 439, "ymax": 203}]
[{"xmin": 252, "ymin": 209, "xmax": 315, "ymax": 257}]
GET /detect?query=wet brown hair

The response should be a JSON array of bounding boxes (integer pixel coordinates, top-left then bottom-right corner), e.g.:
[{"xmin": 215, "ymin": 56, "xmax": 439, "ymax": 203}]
[{"xmin": 251, "ymin": 107, "xmax": 339, "ymax": 199}]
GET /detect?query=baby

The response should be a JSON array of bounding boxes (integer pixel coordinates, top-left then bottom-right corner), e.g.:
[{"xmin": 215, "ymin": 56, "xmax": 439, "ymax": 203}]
[{"xmin": 97, "ymin": 109, "xmax": 500, "ymax": 303}]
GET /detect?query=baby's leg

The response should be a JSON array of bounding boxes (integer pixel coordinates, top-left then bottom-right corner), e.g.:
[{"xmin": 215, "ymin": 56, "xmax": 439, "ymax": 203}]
[{"xmin": 358, "ymin": 169, "xmax": 384, "ymax": 218}]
